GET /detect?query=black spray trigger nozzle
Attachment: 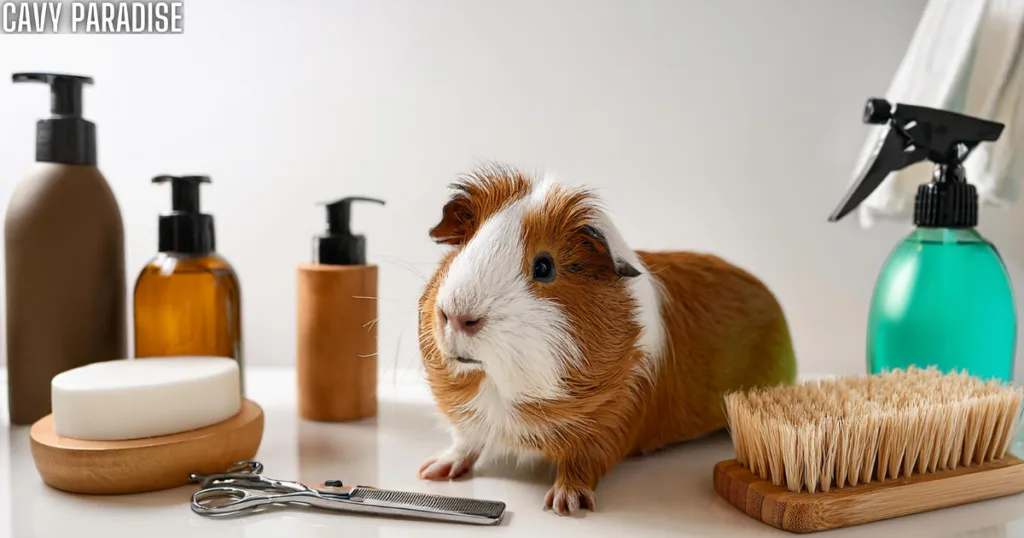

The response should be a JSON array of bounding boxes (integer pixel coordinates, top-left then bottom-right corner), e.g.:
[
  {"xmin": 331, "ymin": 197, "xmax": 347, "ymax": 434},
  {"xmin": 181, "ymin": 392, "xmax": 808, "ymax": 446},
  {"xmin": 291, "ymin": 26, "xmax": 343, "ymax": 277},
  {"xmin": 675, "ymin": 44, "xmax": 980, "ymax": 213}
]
[
  {"xmin": 318, "ymin": 196, "xmax": 386, "ymax": 235},
  {"xmin": 12, "ymin": 72, "xmax": 93, "ymax": 117},
  {"xmin": 152, "ymin": 175, "xmax": 211, "ymax": 214},
  {"xmin": 828, "ymin": 97, "xmax": 1005, "ymax": 223}
]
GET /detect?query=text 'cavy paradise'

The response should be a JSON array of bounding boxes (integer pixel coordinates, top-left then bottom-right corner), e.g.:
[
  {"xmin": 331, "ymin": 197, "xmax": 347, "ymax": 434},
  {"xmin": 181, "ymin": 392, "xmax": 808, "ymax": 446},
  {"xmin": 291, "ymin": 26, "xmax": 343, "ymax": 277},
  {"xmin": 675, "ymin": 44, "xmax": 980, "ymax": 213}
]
[{"xmin": 1, "ymin": 1, "xmax": 183, "ymax": 34}]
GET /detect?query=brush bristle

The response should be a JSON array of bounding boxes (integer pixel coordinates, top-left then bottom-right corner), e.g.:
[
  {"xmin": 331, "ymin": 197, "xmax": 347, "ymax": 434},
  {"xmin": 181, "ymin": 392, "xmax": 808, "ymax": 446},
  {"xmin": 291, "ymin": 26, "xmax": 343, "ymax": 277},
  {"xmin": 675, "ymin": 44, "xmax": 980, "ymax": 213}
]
[{"xmin": 724, "ymin": 367, "xmax": 1024, "ymax": 493}]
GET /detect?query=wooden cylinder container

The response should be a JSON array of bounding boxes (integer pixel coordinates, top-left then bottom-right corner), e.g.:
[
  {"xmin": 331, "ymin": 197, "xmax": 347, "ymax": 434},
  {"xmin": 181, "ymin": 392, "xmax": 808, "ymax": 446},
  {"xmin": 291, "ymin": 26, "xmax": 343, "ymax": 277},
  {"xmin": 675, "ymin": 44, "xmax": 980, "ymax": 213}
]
[{"xmin": 296, "ymin": 263, "xmax": 378, "ymax": 421}]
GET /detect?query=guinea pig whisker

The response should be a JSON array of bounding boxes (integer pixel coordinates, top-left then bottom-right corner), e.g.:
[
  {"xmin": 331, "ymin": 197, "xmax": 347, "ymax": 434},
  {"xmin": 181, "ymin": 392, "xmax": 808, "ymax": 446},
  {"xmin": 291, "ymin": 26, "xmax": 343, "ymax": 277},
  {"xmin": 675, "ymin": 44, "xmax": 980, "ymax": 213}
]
[
  {"xmin": 349, "ymin": 294, "xmax": 418, "ymax": 306},
  {"xmin": 392, "ymin": 327, "xmax": 412, "ymax": 386},
  {"xmin": 378, "ymin": 256, "xmax": 430, "ymax": 283},
  {"xmin": 363, "ymin": 305, "xmax": 425, "ymax": 332},
  {"xmin": 376, "ymin": 323, "xmax": 423, "ymax": 387}
]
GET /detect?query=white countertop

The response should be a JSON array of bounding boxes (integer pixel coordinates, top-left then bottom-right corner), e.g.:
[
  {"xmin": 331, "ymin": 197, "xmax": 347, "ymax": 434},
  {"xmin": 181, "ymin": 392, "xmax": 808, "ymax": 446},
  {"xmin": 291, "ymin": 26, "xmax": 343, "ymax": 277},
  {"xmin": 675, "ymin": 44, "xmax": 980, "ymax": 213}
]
[{"xmin": 3, "ymin": 366, "xmax": 1024, "ymax": 538}]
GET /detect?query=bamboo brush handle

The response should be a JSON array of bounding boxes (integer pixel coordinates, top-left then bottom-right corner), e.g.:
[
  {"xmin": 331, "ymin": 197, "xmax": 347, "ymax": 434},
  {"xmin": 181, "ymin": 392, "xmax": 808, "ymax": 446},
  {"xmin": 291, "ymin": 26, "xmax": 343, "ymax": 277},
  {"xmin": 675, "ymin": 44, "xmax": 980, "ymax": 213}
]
[{"xmin": 713, "ymin": 456, "xmax": 1024, "ymax": 533}]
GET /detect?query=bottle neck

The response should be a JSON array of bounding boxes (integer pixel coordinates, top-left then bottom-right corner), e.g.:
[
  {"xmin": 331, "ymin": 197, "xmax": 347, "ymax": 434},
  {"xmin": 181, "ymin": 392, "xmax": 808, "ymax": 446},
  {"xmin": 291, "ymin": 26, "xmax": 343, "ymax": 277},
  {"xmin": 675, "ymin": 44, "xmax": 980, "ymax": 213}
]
[
  {"xmin": 36, "ymin": 118, "xmax": 96, "ymax": 165},
  {"xmin": 158, "ymin": 213, "xmax": 215, "ymax": 255},
  {"xmin": 912, "ymin": 164, "xmax": 978, "ymax": 228},
  {"xmin": 314, "ymin": 234, "xmax": 365, "ymax": 265},
  {"xmin": 907, "ymin": 227, "xmax": 986, "ymax": 245},
  {"xmin": 155, "ymin": 251, "xmax": 221, "ymax": 262}
]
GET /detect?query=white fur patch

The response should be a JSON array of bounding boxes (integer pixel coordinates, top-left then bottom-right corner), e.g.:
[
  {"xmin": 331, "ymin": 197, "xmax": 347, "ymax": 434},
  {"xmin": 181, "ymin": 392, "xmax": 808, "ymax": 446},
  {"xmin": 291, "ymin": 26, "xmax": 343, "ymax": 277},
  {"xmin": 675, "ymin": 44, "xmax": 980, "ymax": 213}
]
[
  {"xmin": 458, "ymin": 377, "xmax": 550, "ymax": 452},
  {"xmin": 529, "ymin": 172, "xmax": 556, "ymax": 205}
]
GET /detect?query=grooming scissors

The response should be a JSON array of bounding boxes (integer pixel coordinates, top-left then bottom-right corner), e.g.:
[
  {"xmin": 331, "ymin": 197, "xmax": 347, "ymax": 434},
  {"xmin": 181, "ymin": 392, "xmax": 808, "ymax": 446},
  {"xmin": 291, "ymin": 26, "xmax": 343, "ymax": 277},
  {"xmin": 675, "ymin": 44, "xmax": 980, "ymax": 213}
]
[{"xmin": 188, "ymin": 461, "xmax": 506, "ymax": 525}]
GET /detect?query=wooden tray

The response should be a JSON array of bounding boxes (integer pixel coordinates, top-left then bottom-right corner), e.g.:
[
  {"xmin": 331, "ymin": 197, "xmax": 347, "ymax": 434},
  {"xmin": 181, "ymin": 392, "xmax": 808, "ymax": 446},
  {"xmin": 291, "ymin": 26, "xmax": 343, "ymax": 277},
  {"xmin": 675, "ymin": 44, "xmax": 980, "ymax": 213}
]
[
  {"xmin": 713, "ymin": 456, "xmax": 1024, "ymax": 533},
  {"xmin": 30, "ymin": 398, "xmax": 264, "ymax": 495}
]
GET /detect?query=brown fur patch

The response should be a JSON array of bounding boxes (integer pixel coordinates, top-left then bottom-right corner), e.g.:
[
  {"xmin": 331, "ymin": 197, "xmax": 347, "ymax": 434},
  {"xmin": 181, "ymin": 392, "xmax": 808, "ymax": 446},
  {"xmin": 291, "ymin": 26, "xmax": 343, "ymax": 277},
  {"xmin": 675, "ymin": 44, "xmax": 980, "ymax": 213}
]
[
  {"xmin": 631, "ymin": 251, "xmax": 798, "ymax": 454},
  {"xmin": 428, "ymin": 163, "xmax": 532, "ymax": 245}
]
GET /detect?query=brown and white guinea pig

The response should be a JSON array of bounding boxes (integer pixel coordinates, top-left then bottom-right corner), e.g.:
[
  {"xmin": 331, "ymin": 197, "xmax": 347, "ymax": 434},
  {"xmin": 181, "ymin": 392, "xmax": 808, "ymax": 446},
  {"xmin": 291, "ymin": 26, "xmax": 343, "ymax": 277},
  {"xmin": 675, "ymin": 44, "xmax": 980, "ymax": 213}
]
[{"xmin": 416, "ymin": 163, "xmax": 797, "ymax": 516}]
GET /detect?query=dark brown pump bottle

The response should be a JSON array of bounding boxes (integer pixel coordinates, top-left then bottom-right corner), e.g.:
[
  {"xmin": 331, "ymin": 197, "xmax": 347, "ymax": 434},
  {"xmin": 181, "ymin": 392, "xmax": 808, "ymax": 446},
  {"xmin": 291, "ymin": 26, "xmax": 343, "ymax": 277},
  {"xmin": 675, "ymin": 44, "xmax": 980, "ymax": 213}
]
[
  {"xmin": 133, "ymin": 175, "xmax": 244, "ymax": 393},
  {"xmin": 5, "ymin": 72, "xmax": 127, "ymax": 425}
]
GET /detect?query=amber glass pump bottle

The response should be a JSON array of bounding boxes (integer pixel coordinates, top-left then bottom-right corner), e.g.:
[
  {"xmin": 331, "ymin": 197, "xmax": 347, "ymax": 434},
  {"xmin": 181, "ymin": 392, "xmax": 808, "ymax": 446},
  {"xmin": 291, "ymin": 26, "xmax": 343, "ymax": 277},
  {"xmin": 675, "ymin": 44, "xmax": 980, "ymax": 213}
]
[{"xmin": 133, "ymin": 175, "xmax": 243, "ymax": 391}]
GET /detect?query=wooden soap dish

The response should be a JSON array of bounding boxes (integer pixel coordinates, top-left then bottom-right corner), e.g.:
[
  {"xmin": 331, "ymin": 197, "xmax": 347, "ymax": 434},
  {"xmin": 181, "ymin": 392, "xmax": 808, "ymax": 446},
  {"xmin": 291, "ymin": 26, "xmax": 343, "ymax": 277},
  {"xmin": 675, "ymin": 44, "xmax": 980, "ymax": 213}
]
[
  {"xmin": 30, "ymin": 398, "xmax": 265, "ymax": 495},
  {"xmin": 713, "ymin": 456, "xmax": 1024, "ymax": 533}
]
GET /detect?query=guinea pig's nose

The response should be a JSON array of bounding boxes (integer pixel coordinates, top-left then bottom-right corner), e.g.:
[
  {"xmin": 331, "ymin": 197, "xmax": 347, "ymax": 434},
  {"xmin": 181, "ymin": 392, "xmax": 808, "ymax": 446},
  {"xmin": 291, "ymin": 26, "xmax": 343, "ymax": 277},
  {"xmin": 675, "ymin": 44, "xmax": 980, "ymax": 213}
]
[
  {"xmin": 440, "ymin": 308, "xmax": 484, "ymax": 336},
  {"xmin": 452, "ymin": 315, "xmax": 484, "ymax": 336}
]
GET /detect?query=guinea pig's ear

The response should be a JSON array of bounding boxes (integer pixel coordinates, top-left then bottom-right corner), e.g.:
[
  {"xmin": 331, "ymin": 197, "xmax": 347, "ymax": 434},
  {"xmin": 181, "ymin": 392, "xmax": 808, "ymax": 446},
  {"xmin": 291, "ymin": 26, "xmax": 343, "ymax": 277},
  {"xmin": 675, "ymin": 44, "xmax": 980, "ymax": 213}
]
[
  {"xmin": 580, "ymin": 224, "xmax": 641, "ymax": 278},
  {"xmin": 429, "ymin": 195, "xmax": 473, "ymax": 245}
]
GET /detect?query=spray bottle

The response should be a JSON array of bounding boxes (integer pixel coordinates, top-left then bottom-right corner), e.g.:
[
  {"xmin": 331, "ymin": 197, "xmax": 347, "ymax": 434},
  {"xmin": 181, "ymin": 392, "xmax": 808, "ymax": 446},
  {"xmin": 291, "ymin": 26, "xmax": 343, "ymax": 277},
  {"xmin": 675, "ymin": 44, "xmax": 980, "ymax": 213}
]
[{"xmin": 829, "ymin": 97, "xmax": 1015, "ymax": 382}]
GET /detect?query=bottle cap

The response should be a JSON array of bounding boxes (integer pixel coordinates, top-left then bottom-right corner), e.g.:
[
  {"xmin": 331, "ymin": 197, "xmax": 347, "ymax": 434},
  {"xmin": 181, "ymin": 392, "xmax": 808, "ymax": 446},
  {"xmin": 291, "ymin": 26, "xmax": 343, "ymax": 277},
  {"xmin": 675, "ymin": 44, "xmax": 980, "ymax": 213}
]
[
  {"xmin": 153, "ymin": 175, "xmax": 215, "ymax": 255},
  {"xmin": 828, "ymin": 97, "xmax": 1004, "ymax": 228},
  {"xmin": 12, "ymin": 72, "xmax": 97, "ymax": 165},
  {"xmin": 913, "ymin": 159, "xmax": 979, "ymax": 228},
  {"xmin": 314, "ymin": 197, "xmax": 385, "ymax": 265}
]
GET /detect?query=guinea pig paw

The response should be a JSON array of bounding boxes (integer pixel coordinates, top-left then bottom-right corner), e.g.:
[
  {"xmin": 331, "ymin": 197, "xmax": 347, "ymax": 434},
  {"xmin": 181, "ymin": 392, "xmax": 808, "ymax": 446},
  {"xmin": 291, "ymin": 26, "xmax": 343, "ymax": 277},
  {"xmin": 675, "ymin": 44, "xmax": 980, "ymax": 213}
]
[
  {"xmin": 543, "ymin": 482, "xmax": 596, "ymax": 516},
  {"xmin": 418, "ymin": 450, "xmax": 479, "ymax": 481}
]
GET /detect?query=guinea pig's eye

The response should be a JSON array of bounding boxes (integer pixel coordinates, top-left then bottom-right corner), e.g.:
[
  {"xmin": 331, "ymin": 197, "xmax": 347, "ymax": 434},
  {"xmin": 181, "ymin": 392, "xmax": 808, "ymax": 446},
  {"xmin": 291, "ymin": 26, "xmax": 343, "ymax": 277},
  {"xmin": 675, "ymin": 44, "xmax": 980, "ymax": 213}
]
[{"xmin": 532, "ymin": 253, "xmax": 556, "ymax": 283}]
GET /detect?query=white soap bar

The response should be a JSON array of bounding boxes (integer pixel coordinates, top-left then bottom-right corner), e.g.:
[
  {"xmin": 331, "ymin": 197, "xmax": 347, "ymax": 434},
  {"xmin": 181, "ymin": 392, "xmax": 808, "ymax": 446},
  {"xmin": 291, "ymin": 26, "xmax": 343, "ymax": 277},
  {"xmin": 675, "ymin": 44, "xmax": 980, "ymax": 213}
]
[{"xmin": 51, "ymin": 357, "xmax": 241, "ymax": 441}]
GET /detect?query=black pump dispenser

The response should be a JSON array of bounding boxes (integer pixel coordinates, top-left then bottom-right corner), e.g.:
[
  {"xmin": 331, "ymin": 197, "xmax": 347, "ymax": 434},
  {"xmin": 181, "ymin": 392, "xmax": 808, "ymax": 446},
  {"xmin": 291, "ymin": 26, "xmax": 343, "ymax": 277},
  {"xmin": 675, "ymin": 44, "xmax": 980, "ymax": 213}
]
[
  {"xmin": 153, "ymin": 175, "xmax": 215, "ymax": 255},
  {"xmin": 12, "ymin": 72, "xmax": 97, "ymax": 165},
  {"xmin": 314, "ymin": 197, "xmax": 385, "ymax": 265},
  {"xmin": 829, "ymin": 97, "xmax": 1004, "ymax": 228}
]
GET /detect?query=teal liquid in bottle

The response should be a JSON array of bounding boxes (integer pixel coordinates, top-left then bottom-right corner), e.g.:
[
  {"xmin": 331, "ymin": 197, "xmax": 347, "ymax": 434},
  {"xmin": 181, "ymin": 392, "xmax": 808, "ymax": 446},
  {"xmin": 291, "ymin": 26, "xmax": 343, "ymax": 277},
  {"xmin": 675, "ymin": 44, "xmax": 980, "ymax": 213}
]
[
  {"xmin": 828, "ymin": 97, "xmax": 1016, "ymax": 382},
  {"xmin": 867, "ymin": 228, "xmax": 1016, "ymax": 381}
]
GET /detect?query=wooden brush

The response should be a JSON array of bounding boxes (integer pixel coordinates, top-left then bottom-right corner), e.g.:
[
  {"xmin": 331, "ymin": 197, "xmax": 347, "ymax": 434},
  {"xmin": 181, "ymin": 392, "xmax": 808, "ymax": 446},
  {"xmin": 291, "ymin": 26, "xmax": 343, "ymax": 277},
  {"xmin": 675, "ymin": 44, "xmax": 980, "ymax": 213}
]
[{"xmin": 713, "ymin": 367, "xmax": 1024, "ymax": 533}]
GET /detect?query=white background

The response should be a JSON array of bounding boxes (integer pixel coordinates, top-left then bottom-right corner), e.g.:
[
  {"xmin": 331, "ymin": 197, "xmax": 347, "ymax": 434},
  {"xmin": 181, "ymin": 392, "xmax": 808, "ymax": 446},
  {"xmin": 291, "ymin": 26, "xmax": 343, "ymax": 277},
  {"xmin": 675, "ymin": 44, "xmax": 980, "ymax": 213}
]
[{"xmin": 2, "ymin": 0, "xmax": 1022, "ymax": 385}]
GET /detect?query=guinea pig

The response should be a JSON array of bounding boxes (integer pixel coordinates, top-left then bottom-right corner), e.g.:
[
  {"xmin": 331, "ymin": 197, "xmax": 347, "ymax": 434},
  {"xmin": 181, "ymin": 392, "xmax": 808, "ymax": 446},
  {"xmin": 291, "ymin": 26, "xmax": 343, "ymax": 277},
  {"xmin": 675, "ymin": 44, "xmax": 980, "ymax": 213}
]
[{"xmin": 417, "ymin": 163, "xmax": 797, "ymax": 516}]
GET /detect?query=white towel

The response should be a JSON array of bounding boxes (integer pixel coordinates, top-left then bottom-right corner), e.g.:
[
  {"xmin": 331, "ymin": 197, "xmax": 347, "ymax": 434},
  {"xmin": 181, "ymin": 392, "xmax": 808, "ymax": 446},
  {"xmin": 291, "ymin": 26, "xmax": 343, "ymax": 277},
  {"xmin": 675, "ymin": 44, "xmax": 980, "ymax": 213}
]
[{"xmin": 853, "ymin": 0, "xmax": 1024, "ymax": 228}]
